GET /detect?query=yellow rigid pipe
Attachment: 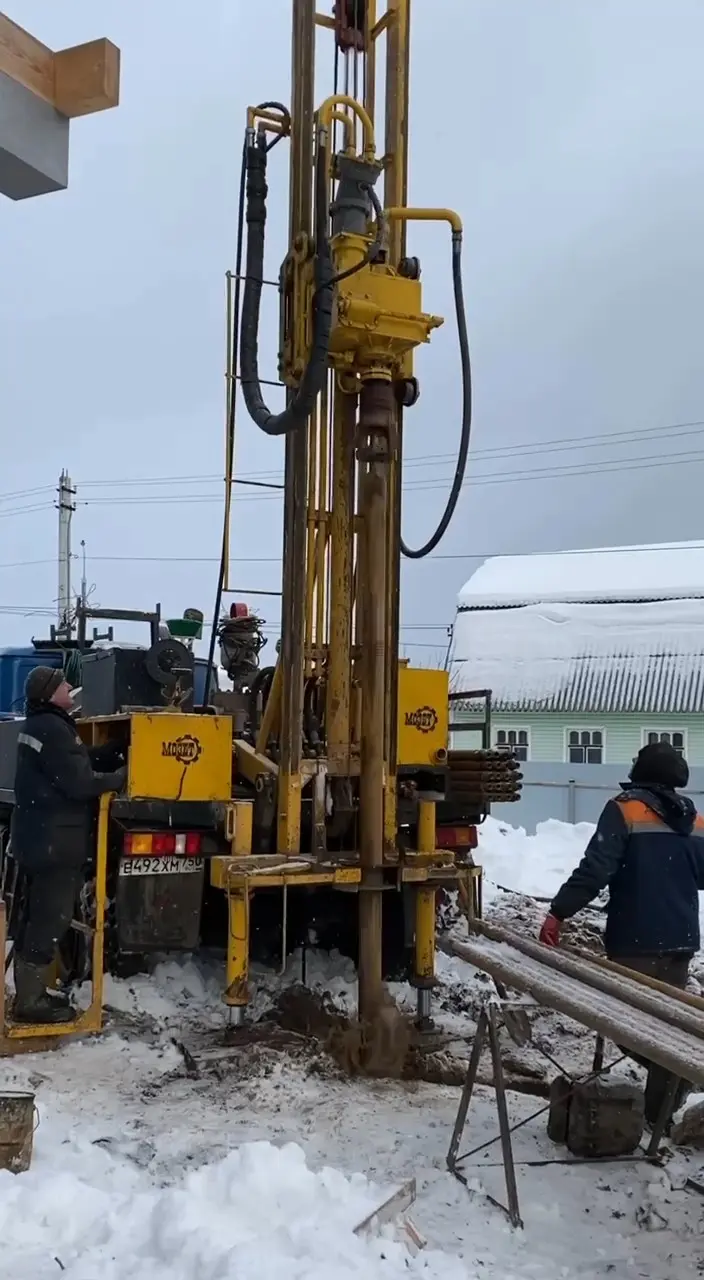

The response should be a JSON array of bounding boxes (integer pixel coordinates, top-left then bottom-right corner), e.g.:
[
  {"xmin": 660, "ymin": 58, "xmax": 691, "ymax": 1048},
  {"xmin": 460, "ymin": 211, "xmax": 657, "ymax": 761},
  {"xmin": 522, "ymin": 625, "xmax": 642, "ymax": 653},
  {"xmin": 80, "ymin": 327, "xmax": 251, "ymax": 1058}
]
[
  {"xmin": 417, "ymin": 798, "xmax": 436, "ymax": 854},
  {"xmin": 364, "ymin": 0, "xmax": 378, "ymax": 124},
  {"xmin": 385, "ymin": 206, "xmax": 463, "ymax": 235},
  {"xmin": 231, "ymin": 801, "xmax": 254, "ymax": 857},
  {"xmin": 224, "ymin": 890, "xmax": 250, "ymax": 1017},
  {"xmin": 256, "ymin": 660, "xmax": 281, "ymax": 754},
  {"xmin": 314, "ymin": 378, "xmax": 330, "ymax": 666},
  {"xmin": 317, "ymin": 93, "xmax": 376, "ymax": 156},
  {"xmin": 246, "ymin": 105, "xmax": 289, "ymax": 134},
  {"xmin": 223, "ymin": 270, "xmax": 234, "ymax": 590},
  {"xmin": 326, "ymin": 384, "xmax": 356, "ymax": 763},
  {"xmin": 414, "ymin": 886, "xmax": 436, "ymax": 983},
  {"xmin": 327, "ymin": 108, "xmax": 356, "ymax": 153},
  {"xmin": 88, "ymin": 791, "xmax": 112, "ymax": 1029},
  {"xmin": 304, "ymin": 398, "xmax": 319, "ymax": 676}
]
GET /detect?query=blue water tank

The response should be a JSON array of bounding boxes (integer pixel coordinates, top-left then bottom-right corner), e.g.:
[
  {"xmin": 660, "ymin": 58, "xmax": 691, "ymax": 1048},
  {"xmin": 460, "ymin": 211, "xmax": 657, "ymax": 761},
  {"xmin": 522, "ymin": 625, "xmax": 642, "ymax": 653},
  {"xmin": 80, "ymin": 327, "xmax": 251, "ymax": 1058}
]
[{"xmin": 0, "ymin": 647, "xmax": 63, "ymax": 716}]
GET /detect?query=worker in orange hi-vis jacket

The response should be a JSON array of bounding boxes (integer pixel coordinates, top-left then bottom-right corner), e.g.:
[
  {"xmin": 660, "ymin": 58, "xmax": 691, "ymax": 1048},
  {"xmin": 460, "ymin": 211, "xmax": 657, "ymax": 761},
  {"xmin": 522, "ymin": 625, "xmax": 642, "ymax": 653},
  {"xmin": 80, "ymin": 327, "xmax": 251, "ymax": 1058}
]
[{"xmin": 538, "ymin": 740, "xmax": 704, "ymax": 1126}]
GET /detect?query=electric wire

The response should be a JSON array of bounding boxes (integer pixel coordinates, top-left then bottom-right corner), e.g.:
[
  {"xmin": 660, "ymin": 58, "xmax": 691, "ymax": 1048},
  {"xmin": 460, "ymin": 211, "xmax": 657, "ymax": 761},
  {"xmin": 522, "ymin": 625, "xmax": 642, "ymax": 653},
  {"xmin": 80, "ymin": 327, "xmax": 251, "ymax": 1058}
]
[{"xmin": 2, "ymin": 416, "xmax": 704, "ymax": 512}]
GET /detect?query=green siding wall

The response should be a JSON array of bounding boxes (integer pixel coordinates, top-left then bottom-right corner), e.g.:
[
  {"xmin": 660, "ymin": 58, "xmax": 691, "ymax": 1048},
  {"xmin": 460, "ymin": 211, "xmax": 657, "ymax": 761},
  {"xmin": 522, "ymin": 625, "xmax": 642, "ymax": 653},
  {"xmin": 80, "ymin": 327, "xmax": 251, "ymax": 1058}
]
[{"xmin": 451, "ymin": 711, "xmax": 704, "ymax": 765}]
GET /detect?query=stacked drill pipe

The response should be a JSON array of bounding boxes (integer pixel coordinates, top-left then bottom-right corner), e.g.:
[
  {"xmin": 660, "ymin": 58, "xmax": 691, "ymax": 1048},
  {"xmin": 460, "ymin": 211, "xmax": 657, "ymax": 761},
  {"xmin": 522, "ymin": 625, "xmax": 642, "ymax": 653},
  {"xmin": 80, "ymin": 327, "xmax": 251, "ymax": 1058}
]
[
  {"xmin": 440, "ymin": 919, "xmax": 704, "ymax": 1084},
  {"xmin": 447, "ymin": 750, "xmax": 523, "ymax": 805}
]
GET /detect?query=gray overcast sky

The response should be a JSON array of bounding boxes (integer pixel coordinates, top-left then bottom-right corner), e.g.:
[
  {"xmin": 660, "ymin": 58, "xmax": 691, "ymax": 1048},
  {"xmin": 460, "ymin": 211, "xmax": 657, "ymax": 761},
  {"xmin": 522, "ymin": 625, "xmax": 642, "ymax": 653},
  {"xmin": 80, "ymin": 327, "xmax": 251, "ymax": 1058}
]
[{"xmin": 2, "ymin": 1, "xmax": 703, "ymax": 662}]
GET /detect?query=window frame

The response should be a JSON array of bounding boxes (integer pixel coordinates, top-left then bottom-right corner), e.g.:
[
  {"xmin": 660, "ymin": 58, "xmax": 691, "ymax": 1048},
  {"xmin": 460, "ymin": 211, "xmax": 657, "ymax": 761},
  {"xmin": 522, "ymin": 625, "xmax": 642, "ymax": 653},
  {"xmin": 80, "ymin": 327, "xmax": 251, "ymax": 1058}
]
[
  {"xmin": 640, "ymin": 728, "xmax": 688, "ymax": 756},
  {"xmin": 493, "ymin": 726, "xmax": 531, "ymax": 761},
  {"xmin": 564, "ymin": 727, "xmax": 606, "ymax": 765}
]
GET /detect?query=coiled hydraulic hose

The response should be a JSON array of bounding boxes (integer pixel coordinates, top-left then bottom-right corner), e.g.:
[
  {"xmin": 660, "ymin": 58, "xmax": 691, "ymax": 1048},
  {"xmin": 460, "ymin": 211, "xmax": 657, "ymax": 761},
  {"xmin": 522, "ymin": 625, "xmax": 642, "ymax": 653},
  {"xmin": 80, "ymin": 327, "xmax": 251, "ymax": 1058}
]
[
  {"xmin": 400, "ymin": 229, "xmax": 472, "ymax": 559},
  {"xmin": 239, "ymin": 126, "xmax": 335, "ymax": 436}
]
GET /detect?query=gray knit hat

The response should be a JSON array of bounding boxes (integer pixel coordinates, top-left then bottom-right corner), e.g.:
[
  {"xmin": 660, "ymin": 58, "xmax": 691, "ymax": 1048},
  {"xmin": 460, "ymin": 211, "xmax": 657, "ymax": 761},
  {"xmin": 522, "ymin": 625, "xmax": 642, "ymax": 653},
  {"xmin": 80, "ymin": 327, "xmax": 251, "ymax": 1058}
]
[{"xmin": 24, "ymin": 665, "xmax": 65, "ymax": 704}]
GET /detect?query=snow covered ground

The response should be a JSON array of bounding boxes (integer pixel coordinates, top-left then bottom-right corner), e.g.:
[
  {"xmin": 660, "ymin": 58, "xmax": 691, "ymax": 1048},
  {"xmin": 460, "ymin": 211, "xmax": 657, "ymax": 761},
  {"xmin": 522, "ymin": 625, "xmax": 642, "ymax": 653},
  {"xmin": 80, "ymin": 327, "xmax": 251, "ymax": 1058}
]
[{"xmin": 3, "ymin": 817, "xmax": 704, "ymax": 1278}]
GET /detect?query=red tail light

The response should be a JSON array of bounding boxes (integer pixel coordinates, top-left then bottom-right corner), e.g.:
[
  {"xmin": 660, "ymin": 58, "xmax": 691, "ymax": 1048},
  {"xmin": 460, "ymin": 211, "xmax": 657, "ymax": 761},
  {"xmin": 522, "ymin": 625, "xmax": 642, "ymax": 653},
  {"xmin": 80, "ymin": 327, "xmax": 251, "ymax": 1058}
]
[
  {"xmin": 436, "ymin": 825, "xmax": 478, "ymax": 850},
  {"xmin": 123, "ymin": 832, "xmax": 205, "ymax": 856},
  {"xmin": 152, "ymin": 832, "xmax": 176, "ymax": 854}
]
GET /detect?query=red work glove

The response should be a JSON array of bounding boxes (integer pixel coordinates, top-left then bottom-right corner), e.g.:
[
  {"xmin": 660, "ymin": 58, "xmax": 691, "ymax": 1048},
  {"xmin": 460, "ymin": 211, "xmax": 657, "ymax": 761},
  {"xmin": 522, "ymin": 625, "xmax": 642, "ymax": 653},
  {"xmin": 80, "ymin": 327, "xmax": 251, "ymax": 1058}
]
[{"xmin": 539, "ymin": 913, "xmax": 562, "ymax": 947}]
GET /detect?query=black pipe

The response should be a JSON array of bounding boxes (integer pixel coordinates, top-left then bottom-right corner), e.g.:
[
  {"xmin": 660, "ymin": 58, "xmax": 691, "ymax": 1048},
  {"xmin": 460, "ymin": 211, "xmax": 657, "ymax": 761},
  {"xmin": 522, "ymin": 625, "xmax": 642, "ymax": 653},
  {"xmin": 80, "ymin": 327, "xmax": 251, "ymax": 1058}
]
[
  {"xmin": 401, "ymin": 230, "xmax": 472, "ymax": 558},
  {"xmin": 239, "ymin": 134, "xmax": 335, "ymax": 436}
]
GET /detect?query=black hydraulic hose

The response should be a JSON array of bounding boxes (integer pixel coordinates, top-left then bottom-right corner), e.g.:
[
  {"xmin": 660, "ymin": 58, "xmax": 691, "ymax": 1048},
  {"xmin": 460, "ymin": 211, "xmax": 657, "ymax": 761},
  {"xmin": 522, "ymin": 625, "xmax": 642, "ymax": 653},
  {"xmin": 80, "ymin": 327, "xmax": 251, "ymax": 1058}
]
[
  {"xmin": 400, "ymin": 230, "xmax": 472, "ymax": 559},
  {"xmin": 239, "ymin": 132, "xmax": 335, "ymax": 436}
]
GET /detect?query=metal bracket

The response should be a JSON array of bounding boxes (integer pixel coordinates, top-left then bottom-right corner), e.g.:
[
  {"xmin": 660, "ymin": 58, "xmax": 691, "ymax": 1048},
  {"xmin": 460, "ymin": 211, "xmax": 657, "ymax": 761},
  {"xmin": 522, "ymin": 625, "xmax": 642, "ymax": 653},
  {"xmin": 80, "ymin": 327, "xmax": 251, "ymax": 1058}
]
[{"xmin": 447, "ymin": 1001, "xmax": 523, "ymax": 1229}]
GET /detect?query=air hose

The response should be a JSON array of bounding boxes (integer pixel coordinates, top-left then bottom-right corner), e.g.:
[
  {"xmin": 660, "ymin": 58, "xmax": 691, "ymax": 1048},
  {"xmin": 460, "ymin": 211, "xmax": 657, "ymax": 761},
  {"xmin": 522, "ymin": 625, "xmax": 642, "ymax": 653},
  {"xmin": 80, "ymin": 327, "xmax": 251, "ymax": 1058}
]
[
  {"xmin": 400, "ymin": 229, "xmax": 472, "ymax": 559},
  {"xmin": 239, "ymin": 123, "xmax": 335, "ymax": 436}
]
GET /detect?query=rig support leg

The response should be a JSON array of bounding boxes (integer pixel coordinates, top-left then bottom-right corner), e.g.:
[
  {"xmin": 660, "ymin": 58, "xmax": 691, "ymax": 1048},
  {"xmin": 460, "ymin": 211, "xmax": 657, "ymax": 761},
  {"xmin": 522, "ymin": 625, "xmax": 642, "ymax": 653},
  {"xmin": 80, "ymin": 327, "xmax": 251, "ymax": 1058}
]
[
  {"xmin": 413, "ymin": 885, "xmax": 436, "ymax": 1028},
  {"xmin": 224, "ymin": 889, "xmax": 250, "ymax": 1026},
  {"xmin": 417, "ymin": 797, "xmax": 435, "ymax": 855},
  {"xmin": 413, "ymin": 798, "xmax": 437, "ymax": 1025}
]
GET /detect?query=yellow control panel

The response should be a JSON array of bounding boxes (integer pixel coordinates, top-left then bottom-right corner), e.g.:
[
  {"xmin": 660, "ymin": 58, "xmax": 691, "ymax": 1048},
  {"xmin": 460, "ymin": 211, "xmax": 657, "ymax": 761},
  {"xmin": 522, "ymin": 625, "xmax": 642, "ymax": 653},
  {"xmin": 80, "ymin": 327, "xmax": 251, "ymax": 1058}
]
[
  {"xmin": 127, "ymin": 712, "xmax": 233, "ymax": 802},
  {"xmin": 397, "ymin": 666, "xmax": 449, "ymax": 768}
]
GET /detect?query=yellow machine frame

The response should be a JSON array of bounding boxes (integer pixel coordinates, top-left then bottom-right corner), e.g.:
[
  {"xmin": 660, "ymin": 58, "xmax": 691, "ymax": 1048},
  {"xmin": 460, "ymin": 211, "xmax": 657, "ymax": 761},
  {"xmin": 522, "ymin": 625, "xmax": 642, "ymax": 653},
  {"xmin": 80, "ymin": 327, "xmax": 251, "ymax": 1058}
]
[
  {"xmin": 215, "ymin": 0, "xmax": 477, "ymax": 1031},
  {"xmin": 0, "ymin": 793, "xmax": 110, "ymax": 1055}
]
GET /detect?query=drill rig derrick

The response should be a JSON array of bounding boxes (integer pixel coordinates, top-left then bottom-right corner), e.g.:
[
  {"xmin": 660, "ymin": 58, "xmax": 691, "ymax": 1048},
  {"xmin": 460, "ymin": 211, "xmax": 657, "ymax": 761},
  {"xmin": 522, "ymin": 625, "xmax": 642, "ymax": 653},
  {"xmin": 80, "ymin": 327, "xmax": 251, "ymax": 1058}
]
[{"xmin": 217, "ymin": 0, "xmax": 474, "ymax": 1035}]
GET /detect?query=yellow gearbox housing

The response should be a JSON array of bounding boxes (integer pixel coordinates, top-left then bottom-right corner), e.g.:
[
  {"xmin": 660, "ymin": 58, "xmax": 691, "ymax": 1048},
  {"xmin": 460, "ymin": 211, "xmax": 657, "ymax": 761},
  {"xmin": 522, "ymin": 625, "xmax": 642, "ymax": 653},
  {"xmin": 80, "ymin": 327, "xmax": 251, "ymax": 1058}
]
[
  {"xmin": 329, "ymin": 232, "xmax": 443, "ymax": 375},
  {"xmin": 284, "ymin": 231, "xmax": 443, "ymax": 384}
]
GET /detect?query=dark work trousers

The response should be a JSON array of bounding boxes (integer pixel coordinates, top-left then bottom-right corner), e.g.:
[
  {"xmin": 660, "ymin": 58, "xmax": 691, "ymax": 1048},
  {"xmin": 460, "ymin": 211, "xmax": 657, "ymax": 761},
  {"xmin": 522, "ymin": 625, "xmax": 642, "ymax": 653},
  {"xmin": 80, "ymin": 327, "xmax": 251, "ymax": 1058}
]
[
  {"xmin": 611, "ymin": 952, "xmax": 691, "ymax": 1126},
  {"xmin": 15, "ymin": 867, "xmax": 81, "ymax": 968}
]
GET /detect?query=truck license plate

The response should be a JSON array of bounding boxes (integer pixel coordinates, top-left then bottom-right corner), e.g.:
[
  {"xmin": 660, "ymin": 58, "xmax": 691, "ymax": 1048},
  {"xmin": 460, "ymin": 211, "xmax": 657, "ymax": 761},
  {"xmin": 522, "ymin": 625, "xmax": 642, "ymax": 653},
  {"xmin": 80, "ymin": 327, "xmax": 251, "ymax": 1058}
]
[{"xmin": 119, "ymin": 856, "xmax": 204, "ymax": 877}]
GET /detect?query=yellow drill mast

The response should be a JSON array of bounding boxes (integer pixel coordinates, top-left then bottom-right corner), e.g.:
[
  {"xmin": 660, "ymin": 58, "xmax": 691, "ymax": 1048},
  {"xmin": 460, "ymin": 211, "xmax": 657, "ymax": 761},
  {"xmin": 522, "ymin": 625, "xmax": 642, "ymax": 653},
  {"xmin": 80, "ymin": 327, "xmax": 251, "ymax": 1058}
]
[{"xmin": 225, "ymin": 0, "xmax": 472, "ymax": 1035}]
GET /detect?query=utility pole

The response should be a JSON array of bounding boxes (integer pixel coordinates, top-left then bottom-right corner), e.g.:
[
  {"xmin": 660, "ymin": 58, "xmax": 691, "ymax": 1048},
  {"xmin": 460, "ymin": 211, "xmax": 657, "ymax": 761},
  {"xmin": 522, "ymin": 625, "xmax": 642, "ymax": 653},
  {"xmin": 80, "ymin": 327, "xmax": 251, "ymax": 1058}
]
[
  {"xmin": 57, "ymin": 470, "xmax": 76, "ymax": 636},
  {"xmin": 79, "ymin": 539, "xmax": 88, "ymax": 611}
]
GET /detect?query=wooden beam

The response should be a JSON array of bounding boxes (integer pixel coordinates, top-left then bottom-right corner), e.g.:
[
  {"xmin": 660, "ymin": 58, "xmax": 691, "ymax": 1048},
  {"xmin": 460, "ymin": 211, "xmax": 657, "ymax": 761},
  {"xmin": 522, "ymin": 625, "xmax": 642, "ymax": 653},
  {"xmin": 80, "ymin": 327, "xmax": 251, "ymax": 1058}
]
[
  {"xmin": 0, "ymin": 13, "xmax": 52, "ymax": 102},
  {"xmin": 53, "ymin": 39, "xmax": 120, "ymax": 118},
  {"xmin": 0, "ymin": 14, "xmax": 119, "ymax": 118}
]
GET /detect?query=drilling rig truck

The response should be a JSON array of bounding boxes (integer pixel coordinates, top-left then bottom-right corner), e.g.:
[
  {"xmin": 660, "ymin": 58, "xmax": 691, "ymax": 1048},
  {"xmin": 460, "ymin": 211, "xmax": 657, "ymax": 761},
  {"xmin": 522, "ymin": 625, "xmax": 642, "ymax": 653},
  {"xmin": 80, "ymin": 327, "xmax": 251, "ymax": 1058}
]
[{"xmin": 0, "ymin": 0, "xmax": 522, "ymax": 1056}]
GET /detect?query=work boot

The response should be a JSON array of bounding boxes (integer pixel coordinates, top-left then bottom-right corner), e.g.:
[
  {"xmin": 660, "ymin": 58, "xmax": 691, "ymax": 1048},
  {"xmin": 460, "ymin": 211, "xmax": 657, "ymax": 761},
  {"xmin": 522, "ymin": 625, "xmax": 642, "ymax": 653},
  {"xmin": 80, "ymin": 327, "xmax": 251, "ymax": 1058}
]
[
  {"xmin": 45, "ymin": 985, "xmax": 71, "ymax": 1010},
  {"xmin": 13, "ymin": 958, "xmax": 76, "ymax": 1025}
]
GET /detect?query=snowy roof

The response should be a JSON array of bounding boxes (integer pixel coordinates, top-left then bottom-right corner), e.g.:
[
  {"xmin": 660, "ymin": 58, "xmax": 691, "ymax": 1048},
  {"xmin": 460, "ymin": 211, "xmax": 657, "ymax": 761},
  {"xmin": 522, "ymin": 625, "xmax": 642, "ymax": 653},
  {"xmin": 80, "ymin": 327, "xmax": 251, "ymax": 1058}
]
[
  {"xmin": 459, "ymin": 541, "xmax": 704, "ymax": 609},
  {"xmin": 449, "ymin": 598, "xmax": 704, "ymax": 714}
]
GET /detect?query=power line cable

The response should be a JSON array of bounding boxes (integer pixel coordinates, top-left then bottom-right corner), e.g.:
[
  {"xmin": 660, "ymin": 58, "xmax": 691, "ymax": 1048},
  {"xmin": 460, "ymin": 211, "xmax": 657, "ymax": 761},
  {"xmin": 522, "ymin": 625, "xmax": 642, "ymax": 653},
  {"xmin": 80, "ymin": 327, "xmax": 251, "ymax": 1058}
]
[
  {"xmin": 5, "ymin": 435, "xmax": 704, "ymax": 523},
  {"xmin": 2, "ymin": 414, "xmax": 704, "ymax": 508},
  {"xmin": 5, "ymin": 538, "xmax": 704, "ymax": 572}
]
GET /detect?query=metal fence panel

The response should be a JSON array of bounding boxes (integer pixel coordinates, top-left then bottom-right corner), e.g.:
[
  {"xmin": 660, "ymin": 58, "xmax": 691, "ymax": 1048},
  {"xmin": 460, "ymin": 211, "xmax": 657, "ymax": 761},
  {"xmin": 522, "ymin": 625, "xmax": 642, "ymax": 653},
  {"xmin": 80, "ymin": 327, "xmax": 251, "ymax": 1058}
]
[{"xmin": 491, "ymin": 761, "xmax": 704, "ymax": 833}]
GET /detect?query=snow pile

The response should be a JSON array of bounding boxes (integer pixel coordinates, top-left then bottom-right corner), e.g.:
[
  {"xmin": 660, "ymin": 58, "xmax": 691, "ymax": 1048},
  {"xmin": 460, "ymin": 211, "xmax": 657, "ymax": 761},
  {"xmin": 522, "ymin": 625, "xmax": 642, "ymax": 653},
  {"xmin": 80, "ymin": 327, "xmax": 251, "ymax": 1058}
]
[
  {"xmin": 476, "ymin": 815, "xmax": 592, "ymax": 904},
  {"xmin": 0, "ymin": 1132, "xmax": 464, "ymax": 1280},
  {"xmin": 98, "ymin": 957, "xmax": 224, "ymax": 1025}
]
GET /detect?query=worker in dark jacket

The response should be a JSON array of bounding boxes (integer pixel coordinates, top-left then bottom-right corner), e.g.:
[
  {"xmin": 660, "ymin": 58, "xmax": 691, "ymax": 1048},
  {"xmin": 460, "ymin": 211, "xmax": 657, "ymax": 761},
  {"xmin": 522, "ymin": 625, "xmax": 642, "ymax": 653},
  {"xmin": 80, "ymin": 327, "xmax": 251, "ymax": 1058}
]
[
  {"xmin": 11, "ymin": 666, "xmax": 126, "ymax": 1024},
  {"xmin": 538, "ymin": 740, "xmax": 704, "ymax": 1123}
]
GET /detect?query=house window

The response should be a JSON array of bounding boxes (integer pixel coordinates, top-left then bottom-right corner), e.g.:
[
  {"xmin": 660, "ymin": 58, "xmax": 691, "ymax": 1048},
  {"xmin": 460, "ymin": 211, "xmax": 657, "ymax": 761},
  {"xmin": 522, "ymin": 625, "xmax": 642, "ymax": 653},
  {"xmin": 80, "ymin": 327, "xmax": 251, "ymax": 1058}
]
[
  {"xmin": 642, "ymin": 729, "xmax": 687, "ymax": 757},
  {"xmin": 495, "ymin": 728, "xmax": 530, "ymax": 761},
  {"xmin": 566, "ymin": 729, "xmax": 604, "ymax": 765}
]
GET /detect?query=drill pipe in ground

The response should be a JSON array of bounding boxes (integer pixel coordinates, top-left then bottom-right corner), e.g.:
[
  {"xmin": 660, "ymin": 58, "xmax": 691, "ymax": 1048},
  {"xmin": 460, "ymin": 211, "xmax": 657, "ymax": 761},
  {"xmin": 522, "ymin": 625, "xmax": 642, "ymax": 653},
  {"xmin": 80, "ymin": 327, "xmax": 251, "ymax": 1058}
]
[{"xmin": 357, "ymin": 381, "xmax": 393, "ymax": 1026}]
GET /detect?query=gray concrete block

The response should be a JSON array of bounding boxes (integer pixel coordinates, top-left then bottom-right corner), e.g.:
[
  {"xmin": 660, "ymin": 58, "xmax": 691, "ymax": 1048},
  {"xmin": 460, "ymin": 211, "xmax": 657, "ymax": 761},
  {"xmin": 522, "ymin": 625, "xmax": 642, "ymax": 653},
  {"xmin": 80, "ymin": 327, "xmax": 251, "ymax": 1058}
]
[{"xmin": 0, "ymin": 71, "xmax": 69, "ymax": 200}]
